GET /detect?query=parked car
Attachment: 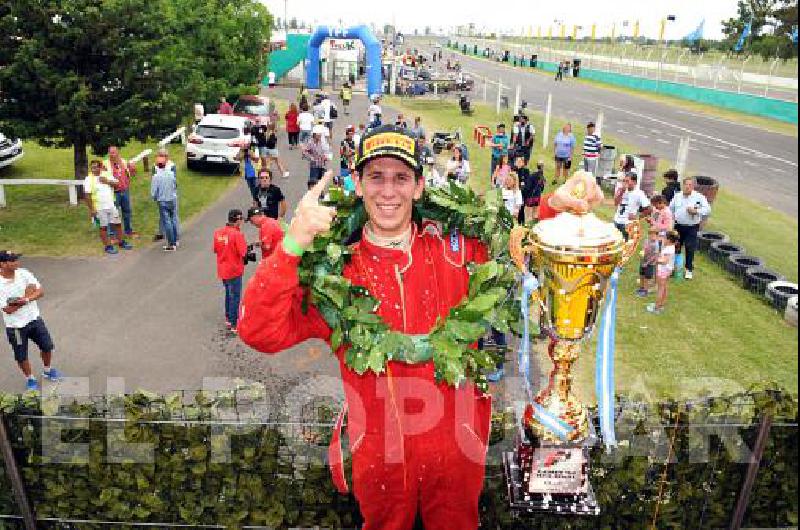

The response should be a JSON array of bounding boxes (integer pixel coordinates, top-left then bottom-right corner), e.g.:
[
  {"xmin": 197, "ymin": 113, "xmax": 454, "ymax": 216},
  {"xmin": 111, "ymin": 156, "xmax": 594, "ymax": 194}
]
[
  {"xmin": 186, "ymin": 114, "xmax": 251, "ymax": 171},
  {"xmin": 0, "ymin": 132, "xmax": 23, "ymax": 169},
  {"xmin": 233, "ymin": 95, "xmax": 270, "ymax": 124}
]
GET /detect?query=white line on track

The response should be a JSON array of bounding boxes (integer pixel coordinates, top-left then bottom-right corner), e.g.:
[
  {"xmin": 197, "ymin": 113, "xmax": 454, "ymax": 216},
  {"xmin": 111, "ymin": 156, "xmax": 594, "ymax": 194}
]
[
  {"xmin": 743, "ymin": 160, "xmax": 759, "ymax": 167},
  {"xmin": 713, "ymin": 153, "xmax": 730, "ymax": 159},
  {"xmin": 770, "ymin": 167, "xmax": 787, "ymax": 173},
  {"xmin": 583, "ymin": 100, "xmax": 799, "ymax": 168},
  {"xmin": 656, "ymin": 139, "xmax": 671, "ymax": 144},
  {"xmin": 639, "ymin": 134, "xmax": 650, "ymax": 139}
]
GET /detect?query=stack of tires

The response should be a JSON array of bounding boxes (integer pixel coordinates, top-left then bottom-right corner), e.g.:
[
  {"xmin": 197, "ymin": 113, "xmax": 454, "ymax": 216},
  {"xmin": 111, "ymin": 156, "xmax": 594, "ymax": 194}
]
[{"xmin": 697, "ymin": 230, "xmax": 797, "ymax": 317}]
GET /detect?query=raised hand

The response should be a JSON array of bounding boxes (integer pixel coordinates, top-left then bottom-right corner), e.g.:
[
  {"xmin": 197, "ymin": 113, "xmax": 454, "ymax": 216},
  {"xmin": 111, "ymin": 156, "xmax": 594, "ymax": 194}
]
[
  {"xmin": 286, "ymin": 170, "xmax": 336, "ymax": 249},
  {"xmin": 550, "ymin": 170, "xmax": 604, "ymax": 215}
]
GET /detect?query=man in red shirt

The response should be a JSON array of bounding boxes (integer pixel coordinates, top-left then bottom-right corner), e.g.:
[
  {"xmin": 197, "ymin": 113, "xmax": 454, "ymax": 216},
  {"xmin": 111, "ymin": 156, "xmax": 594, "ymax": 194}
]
[
  {"xmin": 239, "ymin": 126, "xmax": 491, "ymax": 529},
  {"xmin": 105, "ymin": 146, "xmax": 137, "ymax": 238},
  {"xmin": 217, "ymin": 97, "xmax": 234, "ymax": 115},
  {"xmin": 246, "ymin": 206, "xmax": 283, "ymax": 259},
  {"xmin": 213, "ymin": 209, "xmax": 247, "ymax": 333}
]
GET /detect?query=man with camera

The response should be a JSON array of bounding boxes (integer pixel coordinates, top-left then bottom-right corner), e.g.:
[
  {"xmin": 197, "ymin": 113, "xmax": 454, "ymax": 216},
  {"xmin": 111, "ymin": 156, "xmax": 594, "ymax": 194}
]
[
  {"xmin": 247, "ymin": 206, "xmax": 283, "ymax": 260},
  {"xmin": 213, "ymin": 209, "xmax": 248, "ymax": 333},
  {"xmin": 0, "ymin": 251, "xmax": 61, "ymax": 392},
  {"xmin": 669, "ymin": 177, "xmax": 711, "ymax": 280}
]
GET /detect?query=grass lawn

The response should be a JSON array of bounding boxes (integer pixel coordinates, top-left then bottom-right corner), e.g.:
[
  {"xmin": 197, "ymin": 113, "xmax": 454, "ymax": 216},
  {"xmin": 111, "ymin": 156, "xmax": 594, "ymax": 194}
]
[
  {"xmin": 443, "ymin": 46, "xmax": 798, "ymax": 137},
  {"xmin": 387, "ymin": 95, "xmax": 798, "ymax": 399},
  {"xmin": 0, "ymin": 139, "xmax": 238, "ymax": 256}
]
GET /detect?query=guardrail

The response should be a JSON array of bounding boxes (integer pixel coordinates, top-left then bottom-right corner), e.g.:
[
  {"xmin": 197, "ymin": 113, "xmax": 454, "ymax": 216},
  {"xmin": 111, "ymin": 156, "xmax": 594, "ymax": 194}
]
[{"xmin": 0, "ymin": 179, "xmax": 83, "ymax": 208}]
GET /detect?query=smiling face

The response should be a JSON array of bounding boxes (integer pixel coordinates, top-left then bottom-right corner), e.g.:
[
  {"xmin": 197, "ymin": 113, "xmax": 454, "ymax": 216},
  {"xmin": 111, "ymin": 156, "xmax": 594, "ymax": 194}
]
[{"xmin": 355, "ymin": 157, "xmax": 424, "ymax": 238}]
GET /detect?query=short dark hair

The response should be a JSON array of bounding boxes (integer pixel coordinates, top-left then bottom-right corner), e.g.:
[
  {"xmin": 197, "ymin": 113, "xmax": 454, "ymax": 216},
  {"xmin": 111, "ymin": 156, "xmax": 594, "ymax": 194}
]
[
  {"xmin": 651, "ymin": 194, "xmax": 666, "ymax": 204},
  {"xmin": 666, "ymin": 230, "xmax": 680, "ymax": 243},
  {"xmin": 626, "ymin": 172, "xmax": 638, "ymax": 182},
  {"xmin": 587, "ymin": 121, "xmax": 595, "ymax": 128},
  {"xmin": 227, "ymin": 209, "xmax": 243, "ymax": 223},
  {"xmin": 664, "ymin": 169, "xmax": 679, "ymax": 181},
  {"xmin": 497, "ymin": 123, "xmax": 505, "ymax": 129}
]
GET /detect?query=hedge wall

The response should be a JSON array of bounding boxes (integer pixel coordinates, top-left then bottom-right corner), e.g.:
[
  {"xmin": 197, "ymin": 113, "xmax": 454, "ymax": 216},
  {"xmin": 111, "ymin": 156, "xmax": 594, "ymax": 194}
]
[{"xmin": 0, "ymin": 384, "xmax": 796, "ymax": 528}]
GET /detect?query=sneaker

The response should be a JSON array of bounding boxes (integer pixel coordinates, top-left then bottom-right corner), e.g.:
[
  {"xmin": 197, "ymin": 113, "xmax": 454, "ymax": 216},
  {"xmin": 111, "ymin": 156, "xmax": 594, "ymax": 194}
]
[
  {"xmin": 26, "ymin": 378, "xmax": 39, "ymax": 392},
  {"xmin": 225, "ymin": 321, "xmax": 232, "ymax": 329},
  {"xmin": 646, "ymin": 303, "xmax": 663, "ymax": 314},
  {"xmin": 486, "ymin": 367, "xmax": 505, "ymax": 383},
  {"xmin": 119, "ymin": 241, "xmax": 133, "ymax": 250},
  {"xmin": 153, "ymin": 234, "xmax": 165, "ymax": 242},
  {"xmin": 685, "ymin": 270, "xmax": 694, "ymax": 280},
  {"xmin": 635, "ymin": 288, "xmax": 649, "ymax": 298},
  {"xmin": 229, "ymin": 327, "xmax": 238, "ymax": 336},
  {"xmin": 104, "ymin": 245, "xmax": 118, "ymax": 255},
  {"xmin": 283, "ymin": 171, "xmax": 290, "ymax": 179},
  {"xmin": 163, "ymin": 245, "xmax": 177, "ymax": 252},
  {"xmin": 42, "ymin": 368, "xmax": 63, "ymax": 381}
]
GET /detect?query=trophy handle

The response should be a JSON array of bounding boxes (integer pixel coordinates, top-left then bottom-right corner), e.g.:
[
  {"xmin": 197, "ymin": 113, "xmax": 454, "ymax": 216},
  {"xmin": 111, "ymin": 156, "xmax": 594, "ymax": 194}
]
[
  {"xmin": 619, "ymin": 221, "xmax": 642, "ymax": 268},
  {"xmin": 509, "ymin": 225, "xmax": 532, "ymax": 272}
]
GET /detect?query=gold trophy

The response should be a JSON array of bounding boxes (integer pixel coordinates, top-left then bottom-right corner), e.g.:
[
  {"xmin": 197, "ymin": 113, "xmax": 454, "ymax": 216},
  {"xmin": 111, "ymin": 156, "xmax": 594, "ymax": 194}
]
[{"xmin": 504, "ymin": 174, "xmax": 639, "ymax": 514}]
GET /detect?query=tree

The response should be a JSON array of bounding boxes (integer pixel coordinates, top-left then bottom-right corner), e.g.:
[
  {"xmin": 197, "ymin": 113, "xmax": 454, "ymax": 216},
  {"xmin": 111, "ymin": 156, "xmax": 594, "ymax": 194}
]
[
  {"xmin": 0, "ymin": 0, "xmax": 271, "ymax": 181},
  {"xmin": 289, "ymin": 17, "xmax": 298, "ymax": 30}
]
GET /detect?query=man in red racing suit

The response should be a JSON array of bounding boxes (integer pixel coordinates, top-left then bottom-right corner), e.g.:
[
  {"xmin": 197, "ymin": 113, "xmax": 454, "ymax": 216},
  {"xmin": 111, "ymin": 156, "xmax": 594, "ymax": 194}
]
[{"xmin": 239, "ymin": 126, "xmax": 493, "ymax": 529}]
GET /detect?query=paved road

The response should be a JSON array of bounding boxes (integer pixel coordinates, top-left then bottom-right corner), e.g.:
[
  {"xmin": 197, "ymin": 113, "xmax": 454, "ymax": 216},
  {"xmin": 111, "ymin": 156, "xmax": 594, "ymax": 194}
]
[{"xmin": 420, "ymin": 41, "xmax": 799, "ymax": 217}]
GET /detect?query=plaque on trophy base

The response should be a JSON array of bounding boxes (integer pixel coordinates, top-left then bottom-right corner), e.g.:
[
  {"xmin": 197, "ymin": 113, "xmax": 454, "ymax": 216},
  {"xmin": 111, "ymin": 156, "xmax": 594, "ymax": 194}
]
[{"xmin": 503, "ymin": 425, "xmax": 600, "ymax": 516}]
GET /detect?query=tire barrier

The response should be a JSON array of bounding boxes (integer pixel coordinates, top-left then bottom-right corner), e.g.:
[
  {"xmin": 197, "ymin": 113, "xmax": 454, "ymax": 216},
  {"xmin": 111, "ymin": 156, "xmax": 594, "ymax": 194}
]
[
  {"xmin": 698, "ymin": 230, "xmax": 729, "ymax": 252},
  {"xmin": 766, "ymin": 281, "xmax": 799, "ymax": 313},
  {"xmin": 726, "ymin": 255, "xmax": 765, "ymax": 281},
  {"xmin": 785, "ymin": 296, "xmax": 798, "ymax": 327},
  {"xmin": 744, "ymin": 266, "xmax": 786, "ymax": 296},
  {"xmin": 709, "ymin": 241, "xmax": 745, "ymax": 265}
]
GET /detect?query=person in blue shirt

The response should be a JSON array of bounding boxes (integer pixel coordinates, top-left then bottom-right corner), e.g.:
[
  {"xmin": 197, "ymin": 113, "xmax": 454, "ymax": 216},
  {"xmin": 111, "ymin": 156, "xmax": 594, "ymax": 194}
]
[
  {"xmin": 488, "ymin": 123, "xmax": 509, "ymax": 178},
  {"xmin": 552, "ymin": 122, "xmax": 576, "ymax": 185},
  {"xmin": 243, "ymin": 150, "xmax": 258, "ymax": 204}
]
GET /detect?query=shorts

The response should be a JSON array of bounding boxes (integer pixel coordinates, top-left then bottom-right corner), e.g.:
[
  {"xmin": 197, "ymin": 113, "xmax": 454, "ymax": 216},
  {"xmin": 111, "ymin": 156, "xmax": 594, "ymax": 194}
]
[
  {"xmin": 555, "ymin": 156, "xmax": 571, "ymax": 169},
  {"xmin": 96, "ymin": 207, "xmax": 121, "ymax": 227},
  {"xmin": 6, "ymin": 317, "xmax": 54, "ymax": 363},
  {"xmin": 524, "ymin": 197, "xmax": 540, "ymax": 207},
  {"xmin": 656, "ymin": 269, "xmax": 673, "ymax": 280},
  {"xmin": 639, "ymin": 263, "xmax": 655, "ymax": 279},
  {"xmin": 259, "ymin": 147, "xmax": 279, "ymax": 158}
]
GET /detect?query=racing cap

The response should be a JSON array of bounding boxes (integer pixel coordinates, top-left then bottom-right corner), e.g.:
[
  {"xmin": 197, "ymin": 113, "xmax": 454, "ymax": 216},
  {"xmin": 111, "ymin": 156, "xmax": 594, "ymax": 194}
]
[
  {"xmin": 355, "ymin": 125, "xmax": 422, "ymax": 175},
  {"xmin": 247, "ymin": 206, "xmax": 266, "ymax": 220}
]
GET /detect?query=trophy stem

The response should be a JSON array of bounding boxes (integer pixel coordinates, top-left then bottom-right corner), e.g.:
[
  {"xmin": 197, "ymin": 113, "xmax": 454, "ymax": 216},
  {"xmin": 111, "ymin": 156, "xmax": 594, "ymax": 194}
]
[{"xmin": 530, "ymin": 340, "xmax": 589, "ymax": 442}]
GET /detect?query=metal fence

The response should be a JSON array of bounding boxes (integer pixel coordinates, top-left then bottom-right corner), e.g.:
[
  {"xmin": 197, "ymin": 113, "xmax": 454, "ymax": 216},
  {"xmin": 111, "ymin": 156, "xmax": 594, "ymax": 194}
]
[{"xmin": 456, "ymin": 36, "xmax": 799, "ymax": 102}]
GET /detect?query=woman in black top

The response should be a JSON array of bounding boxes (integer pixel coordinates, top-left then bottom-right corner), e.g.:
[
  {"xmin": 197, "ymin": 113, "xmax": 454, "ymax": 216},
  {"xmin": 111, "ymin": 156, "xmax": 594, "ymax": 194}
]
[
  {"xmin": 254, "ymin": 170, "xmax": 287, "ymax": 219},
  {"xmin": 520, "ymin": 159, "xmax": 546, "ymax": 223},
  {"xmin": 661, "ymin": 169, "xmax": 681, "ymax": 204},
  {"xmin": 261, "ymin": 124, "xmax": 289, "ymax": 179}
]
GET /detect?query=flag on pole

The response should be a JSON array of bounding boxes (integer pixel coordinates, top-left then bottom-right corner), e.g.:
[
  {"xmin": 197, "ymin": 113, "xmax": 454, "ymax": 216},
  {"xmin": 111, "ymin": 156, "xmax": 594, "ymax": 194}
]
[
  {"xmin": 591, "ymin": 23, "xmax": 597, "ymax": 40},
  {"xmin": 792, "ymin": 26, "xmax": 798, "ymax": 44},
  {"xmin": 633, "ymin": 20, "xmax": 640, "ymax": 39},
  {"xmin": 734, "ymin": 21, "xmax": 751, "ymax": 52},
  {"xmin": 572, "ymin": 25, "xmax": 578, "ymax": 39},
  {"xmin": 683, "ymin": 19, "xmax": 705, "ymax": 42},
  {"xmin": 658, "ymin": 18, "xmax": 666, "ymax": 42}
]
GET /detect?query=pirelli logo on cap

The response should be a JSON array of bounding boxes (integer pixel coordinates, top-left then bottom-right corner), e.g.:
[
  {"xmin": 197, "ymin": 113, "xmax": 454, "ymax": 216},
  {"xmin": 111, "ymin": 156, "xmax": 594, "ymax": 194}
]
[{"xmin": 362, "ymin": 132, "xmax": 416, "ymax": 157}]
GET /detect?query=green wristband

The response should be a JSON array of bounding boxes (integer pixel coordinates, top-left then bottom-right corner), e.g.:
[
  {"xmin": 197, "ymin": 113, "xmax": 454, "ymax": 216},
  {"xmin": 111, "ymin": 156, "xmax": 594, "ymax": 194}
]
[{"xmin": 282, "ymin": 234, "xmax": 305, "ymax": 257}]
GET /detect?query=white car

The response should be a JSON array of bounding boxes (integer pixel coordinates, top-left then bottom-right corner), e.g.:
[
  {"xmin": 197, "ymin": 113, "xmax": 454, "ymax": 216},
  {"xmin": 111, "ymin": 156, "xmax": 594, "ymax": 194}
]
[
  {"xmin": 0, "ymin": 132, "xmax": 23, "ymax": 169},
  {"xmin": 186, "ymin": 114, "xmax": 252, "ymax": 171}
]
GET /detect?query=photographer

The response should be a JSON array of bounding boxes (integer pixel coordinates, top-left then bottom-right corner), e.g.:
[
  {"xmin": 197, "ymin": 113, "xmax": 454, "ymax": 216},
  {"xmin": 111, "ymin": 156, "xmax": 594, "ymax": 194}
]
[
  {"xmin": 212, "ymin": 209, "xmax": 248, "ymax": 333},
  {"xmin": 247, "ymin": 206, "xmax": 283, "ymax": 260},
  {"xmin": 669, "ymin": 177, "xmax": 711, "ymax": 280}
]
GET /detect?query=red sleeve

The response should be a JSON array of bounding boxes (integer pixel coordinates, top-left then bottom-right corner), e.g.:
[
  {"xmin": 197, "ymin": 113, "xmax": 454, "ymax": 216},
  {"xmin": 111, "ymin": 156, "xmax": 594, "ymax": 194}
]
[
  {"xmin": 537, "ymin": 193, "xmax": 558, "ymax": 221},
  {"xmin": 212, "ymin": 230, "xmax": 221, "ymax": 254},
  {"xmin": 235, "ymin": 231, "xmax": 248, "ymax": 257},
  {"xmin": 238, "ymin": 243, "xmax": 332, "ymax": 354}
]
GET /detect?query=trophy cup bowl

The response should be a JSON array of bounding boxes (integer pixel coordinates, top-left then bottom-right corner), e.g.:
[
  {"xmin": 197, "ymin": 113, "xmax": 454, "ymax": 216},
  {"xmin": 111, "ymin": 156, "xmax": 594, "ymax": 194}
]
[{"xmin": 504, "ymin": 203, "xmax": 639, "ymax": 515}]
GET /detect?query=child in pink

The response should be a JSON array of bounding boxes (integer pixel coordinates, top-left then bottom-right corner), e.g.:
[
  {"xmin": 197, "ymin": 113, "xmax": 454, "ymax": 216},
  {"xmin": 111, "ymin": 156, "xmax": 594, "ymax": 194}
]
[
  {"xmin": 648, "ymin": 230, "xmax": 679, "ymax": 315},
  {"xmin": 649, "ymin": 194, "xmax": 674, "ymax": 237}
]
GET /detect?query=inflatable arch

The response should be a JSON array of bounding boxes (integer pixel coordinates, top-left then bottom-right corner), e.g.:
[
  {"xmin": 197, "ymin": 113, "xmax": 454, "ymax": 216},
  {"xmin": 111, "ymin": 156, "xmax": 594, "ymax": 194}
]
[{"xmin": 306, "ymin": 25, "xmax": 383, "ymax": 97}]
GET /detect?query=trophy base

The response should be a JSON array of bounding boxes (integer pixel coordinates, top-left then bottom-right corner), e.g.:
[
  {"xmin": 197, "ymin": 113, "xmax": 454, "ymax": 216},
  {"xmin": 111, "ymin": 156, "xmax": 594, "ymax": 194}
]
[{"xmin": 502, "ymin": 426, "xmax": 600, "ymax": 516}]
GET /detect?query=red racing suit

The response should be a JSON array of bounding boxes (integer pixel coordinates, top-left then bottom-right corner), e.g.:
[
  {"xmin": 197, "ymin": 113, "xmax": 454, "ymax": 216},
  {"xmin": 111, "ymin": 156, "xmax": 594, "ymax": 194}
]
[{"xmin": 238, "ymin": 222, "xmax": 492, "ymax": 530}]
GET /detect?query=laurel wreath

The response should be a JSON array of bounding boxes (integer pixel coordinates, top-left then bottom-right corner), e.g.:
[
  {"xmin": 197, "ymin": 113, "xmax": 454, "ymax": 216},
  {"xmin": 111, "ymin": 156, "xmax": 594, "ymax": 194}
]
[{"xmin": 298, "ymin": 182, "xmax": 523, "ymax": 392}]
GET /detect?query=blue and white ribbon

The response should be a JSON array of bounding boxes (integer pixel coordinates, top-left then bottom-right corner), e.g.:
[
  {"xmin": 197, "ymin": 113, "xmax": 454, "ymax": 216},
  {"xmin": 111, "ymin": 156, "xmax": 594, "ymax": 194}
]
[
  {"xmin": 519, "ymin": 274, "xmax": 577, "ymax": 443},
  {"xmin": 517, "ymin": 273, "xmax": 539, "ymax": 402},
  {"xmin": 595, "ymin": 267, "xmax": 620, "ymax": 449}
]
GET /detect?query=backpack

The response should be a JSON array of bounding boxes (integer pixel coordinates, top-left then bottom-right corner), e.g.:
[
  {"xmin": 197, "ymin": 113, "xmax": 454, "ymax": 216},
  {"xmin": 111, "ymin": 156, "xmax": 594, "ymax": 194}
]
[{"xmin": 330, "ymin": 105, "xmax": 338, "ymax": 120}]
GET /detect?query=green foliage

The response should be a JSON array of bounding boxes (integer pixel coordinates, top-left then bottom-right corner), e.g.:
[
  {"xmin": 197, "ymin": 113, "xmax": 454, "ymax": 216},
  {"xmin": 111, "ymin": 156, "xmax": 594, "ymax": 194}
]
[
  {"xmin": 0, "ymin": 386, "xmax": 795, "ymax": 527},
  {"xmin": 299, "ymin": 182, "xmax": 519, "ymax": 393},
  {"xmin": 0, "ymin": 0, "xmax": 271, "ymax": 178},
  {"xmin": 721, "ymin": 0, "xmax": 798, "ymax": 59}
]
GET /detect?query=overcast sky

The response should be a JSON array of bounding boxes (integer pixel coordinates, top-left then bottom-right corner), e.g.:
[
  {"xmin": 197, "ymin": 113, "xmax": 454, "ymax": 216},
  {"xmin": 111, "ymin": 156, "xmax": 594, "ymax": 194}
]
[{"xmin": 259, "ymin": 0, "xmax": 739, "ymax": 40}]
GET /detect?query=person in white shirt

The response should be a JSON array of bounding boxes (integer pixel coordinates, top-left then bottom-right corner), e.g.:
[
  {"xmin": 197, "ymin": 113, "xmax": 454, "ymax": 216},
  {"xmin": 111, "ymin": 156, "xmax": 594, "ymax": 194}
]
[
  {"xmin": 613, "ymin": 172, "xmax": 651, "ymax": 240},
  {"xmin": 297, "ymin": 104, "xmax": 315, "ymax": 145},
  {"xmin": 368, "ymin": 95, "xmax": 382, "ymax": 129},
  {"xmin": 83, "ymin": 159, "xmax": 133, "ymax": 255},
  {"xmin": 193, "ymin": 103, "xmax": 204, "ymax": 125},
  {"xmin": 318, "ymin": 94, "xmax": 336, "ymax": 134},
  {"xmin": 267, "ymin": 71, "xmax": 276, "ymax": 87},
  {"xmin": 502, "ymin": 172, "xmax": 523, "ymax": 220},
  {"xmin": 423, "ymin": 156, "xmax": 446, "ymax": 188},
  {"xmin": 445, "ymin": 145, "xmax": 471, "ymax": 184},
  {"xmin": 353, "ymin": 124, "xmax": 366, "ymax": 150},
  {"xmin": 669, "ymin": 177, "xmax": 712, "ymax": 280},
  {"xmin": 0, "ymin": 251, "xmax": 61, "ymax": 392}
]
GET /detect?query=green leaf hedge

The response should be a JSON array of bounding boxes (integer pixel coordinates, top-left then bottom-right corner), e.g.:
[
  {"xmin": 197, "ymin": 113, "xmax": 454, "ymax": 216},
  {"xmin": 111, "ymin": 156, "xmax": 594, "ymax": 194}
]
[{"xmin": 0, "ymin": 383, "xmax": 795, "ymax": 528}]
